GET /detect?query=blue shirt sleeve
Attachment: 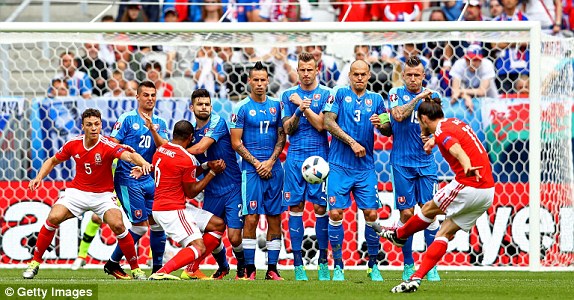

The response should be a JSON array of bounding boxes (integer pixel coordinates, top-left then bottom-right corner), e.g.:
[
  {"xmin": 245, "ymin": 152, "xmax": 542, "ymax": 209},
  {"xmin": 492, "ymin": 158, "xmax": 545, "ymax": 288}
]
[
  {"xmin": 111, "ymin": 113, "xmax": 129, "ymax": 142},
  {"xmin": 206, "ymin": 117, "xmax": 227, "ymax": 142},
  {"xmin": 281, "ymin": 91, "xmax": 294, "ymax": 119},
  {"xmin": 230, "ymin": 103, "xmax": 244, "ymax": 129},
  {"xmin": 323, "ymin": 87, "xmax": 340, "ymax": 115}
]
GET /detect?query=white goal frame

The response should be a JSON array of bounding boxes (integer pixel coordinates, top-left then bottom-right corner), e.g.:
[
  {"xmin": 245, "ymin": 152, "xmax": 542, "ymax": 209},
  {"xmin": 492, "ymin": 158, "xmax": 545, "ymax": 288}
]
[{"xmin": 0, "ymin": 21, "xmax": 548, "ymax": 271}]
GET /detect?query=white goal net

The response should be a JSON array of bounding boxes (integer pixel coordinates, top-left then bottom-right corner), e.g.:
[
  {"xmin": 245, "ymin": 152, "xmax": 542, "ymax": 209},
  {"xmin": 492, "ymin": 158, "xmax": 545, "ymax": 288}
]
[{"xmin": 0, "ymin": 22, "xmax": 572, "ymax": 271}]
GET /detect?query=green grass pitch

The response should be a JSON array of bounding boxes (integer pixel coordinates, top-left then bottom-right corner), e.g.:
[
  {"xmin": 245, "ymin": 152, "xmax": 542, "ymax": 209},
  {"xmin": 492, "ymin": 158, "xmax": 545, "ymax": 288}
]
[{"xmin": 1, "ymin": 269, "xmax": 573, "ymax": 299}]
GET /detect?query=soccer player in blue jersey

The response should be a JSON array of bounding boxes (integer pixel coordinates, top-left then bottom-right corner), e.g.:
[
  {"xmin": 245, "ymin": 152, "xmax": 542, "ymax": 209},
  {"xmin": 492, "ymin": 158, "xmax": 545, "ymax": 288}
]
[
  {"xmin": 230, "ymin": 62, "xmax": 286, "ymax": 280},
  {"xmin": 181, "ymin": 88, "xmax": 246, "ymax": 280},
  {"xmin": 103, "ymin": 81, "xmax": 170, "ymax": 279},
  {"xmin": 387, "ymin": 56, "xmax": 441, "ymax": 282},
  {"xmin": 281, "ymin": 52, "xmax": 331, "ymax": 281},
  {"xmin": 323, "ymin": 59, "xmax": 392, "ymax": 281}
]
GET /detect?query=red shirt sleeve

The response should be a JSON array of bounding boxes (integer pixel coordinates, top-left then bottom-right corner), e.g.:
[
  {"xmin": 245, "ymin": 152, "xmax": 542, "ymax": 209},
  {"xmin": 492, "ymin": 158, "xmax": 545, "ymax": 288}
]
[
  {"xmin": 54, "ymin": 141, "xmax": 72, "ymax": 161},
  {"xmin": 436, "ymin": 123, "xmax": 460, "ymax": 152},
  {"xmin": 182, "ymin": 159, "xmax": 197, "ymax": 184}
]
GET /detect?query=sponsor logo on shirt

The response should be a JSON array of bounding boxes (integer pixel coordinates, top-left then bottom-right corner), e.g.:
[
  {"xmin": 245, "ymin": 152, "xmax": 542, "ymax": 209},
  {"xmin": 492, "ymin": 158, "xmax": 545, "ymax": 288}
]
[
  {"xmin": 113, "ymin": 122, "xmax": 121, "ymax": 131},
  {"xmin": 345, "ymin": 96, "xmax": 352, "ymax": 103},
  {"xmin": 133, "ymin": 123, "xmax": 140, "ymax": 130},
  {"xmin": 250, "ymin": 109, "xmax": 257, "ymax": 116},
  {"xmin": 403, "ymin": 95, "xmax": 410, "ymax": 101},
  {"xmin": 74, "ymin": 154, "xmax": 80, "ymax": 159},
  {"xmin": 231, "ymin": 114, "xmax": 237, "ymax": 123},
  {"xmin": 327, "ymin": 95, "xmax": 334, "ymax": 104},
  {"xmin": 390, "ymin": 94, "xmax": 398, "ymax": 102}
]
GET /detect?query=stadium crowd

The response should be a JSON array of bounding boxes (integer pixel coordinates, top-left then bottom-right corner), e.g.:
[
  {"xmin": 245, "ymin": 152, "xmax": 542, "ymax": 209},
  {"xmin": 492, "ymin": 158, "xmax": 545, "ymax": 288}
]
[{"xmin": 46, "ymin": 0, "xmax": 573, "ymax": 107}]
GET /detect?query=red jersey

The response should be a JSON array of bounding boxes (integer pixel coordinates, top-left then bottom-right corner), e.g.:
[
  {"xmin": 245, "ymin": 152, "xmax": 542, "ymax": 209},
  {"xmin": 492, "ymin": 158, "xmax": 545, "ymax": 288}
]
[
  {"xmin": 434, "ymin": 118, "xmax": 495, "ymax": 188},
  {"xmin": 152, "ymin": 142, "xmax": 199, "ymax": 211},
  {"xmin": 55, "ymin": 135, "xmax": 126, "ymax": 193}
]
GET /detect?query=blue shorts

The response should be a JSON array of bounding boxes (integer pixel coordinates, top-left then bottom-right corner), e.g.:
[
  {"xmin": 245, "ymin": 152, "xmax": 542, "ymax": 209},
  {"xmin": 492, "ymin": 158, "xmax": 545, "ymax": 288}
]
[
  {"xmin": 203, "ymin": 187, "xmax": 244, "ymax": 230},
  {"xmin": 326, "ymin": 164, "xmax": 380, "ymax": 210},
  {"xmin": 241, "ymin": 168, "xmax": 286, "ymax": 216},
  {"xmin": 114, "ymin": 175, "xmax": 155, "ymax": 223},
  {"xmin": 283, "ymin": 158, "xmax": 327, "ymax": 207},
  {"xmin": 391, "ymin": 164, "xmax": 437, "ymax": 211}
]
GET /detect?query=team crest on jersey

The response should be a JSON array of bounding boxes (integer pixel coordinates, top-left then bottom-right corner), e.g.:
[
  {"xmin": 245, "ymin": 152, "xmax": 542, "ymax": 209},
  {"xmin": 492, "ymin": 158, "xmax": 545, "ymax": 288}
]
[
  {"xmin": 327, "ymin": 95, "xmax": 334, "ymax": 104},
  {"xmin": 231, "ymin": 114, "xmax": 237, "ymax": 123},
  {"xmin": 329, "ymin": 196, "xmax": 336, "ymax": 205},
  {"xmin": 134, "ymin": 209, "xmax": 142, "ymax": 219},
  {"xmin": 345, "ymin": 96, "xmax": 352, "ymax": 103},
  {"xmin": 403, "ymin": 95, "xmax": 410, "ymax": 101},
  {"xmin": 204, "ymin": 128, "xmax": 210, "ymax": 134},
  {"xmin": 113, "ymin": 122, "xmax": 121, "ymax": 131},
  {"xmin": 95, "ymin": 153, "xmax": 102, "ymax": 165},
  {"xmin": 250, "ymin": 200, "xmax": 257, "ymax": 210},
  {"xmin": 269, "ymin": 107, "xmax": 277, "ymax": 116},
  {"xmin": 398, "ymin": 196, "xmax": 406, "ymax": 204},
  {"xmin": 365, "ymin": 99, "xmax": 372, "ymax": 107},
  {"xmin": 390, "ymin": 94, "xmax": 398, "ymax": 102},
  {"xmin": 313, "ymin": 93, "xmax": 321, "ymax": 100},
  {"xmin": 284, "ymin": 192, "xmax": 291, "ymax": 200},
  {"xmin": 133, "ymin": 123, "xmax": 140, "ymax": 130},
  {"xmin": 249, "ymin": 109, "xmax": 257, "ymax": 117}
]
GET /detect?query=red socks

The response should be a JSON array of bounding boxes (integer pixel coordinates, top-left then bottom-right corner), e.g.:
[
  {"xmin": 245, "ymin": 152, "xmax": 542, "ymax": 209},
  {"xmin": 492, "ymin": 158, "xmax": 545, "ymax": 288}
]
[
  {"xmin": 159, "ymin": 246, "xmax": 200, "ymax": 274},
  {"xmin": 185, "ymin": 232, "xmax": 223, "ymax": 273},
  {"xmin": 117, "ymin": 233, "xmax": 139, "ymax": 270},
  {"xmin": 411, "ymin": 238, "xmax": 448, "ymax": 280},
  {"xmin": 32, "ymin": 221, "xmax": 59, "ymax": 262},
  {"xmin": 397, "ymin": 214, "xmax": 431, "ymax": 239}
]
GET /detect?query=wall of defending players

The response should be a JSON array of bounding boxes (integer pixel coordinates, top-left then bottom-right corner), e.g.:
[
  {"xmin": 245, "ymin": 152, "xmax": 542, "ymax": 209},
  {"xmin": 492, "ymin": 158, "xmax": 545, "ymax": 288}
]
[{"xmin": 0, "ymin": 96, "xmax": 573, "ymax": 267}]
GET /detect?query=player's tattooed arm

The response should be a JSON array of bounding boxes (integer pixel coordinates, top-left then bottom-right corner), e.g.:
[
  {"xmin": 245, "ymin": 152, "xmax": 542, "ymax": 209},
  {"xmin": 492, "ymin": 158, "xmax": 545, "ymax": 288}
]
[
  {"xmin": 324, "ymin": 112, "xmax": 357, "ymax": 146},
  {"xmin": 235, "ymin": 143, "xmax": 260, "ymax": 167},
  {"xmin": 282, "ymin": 116, "xmax": 300, "ymax": 136},
  {"xmin": 391, "ymin": 90, "xmax": 433, "ymax": 122},
  {"xmin": 270, "ymin": 127, "xmax": 286, "ymax": 162}
]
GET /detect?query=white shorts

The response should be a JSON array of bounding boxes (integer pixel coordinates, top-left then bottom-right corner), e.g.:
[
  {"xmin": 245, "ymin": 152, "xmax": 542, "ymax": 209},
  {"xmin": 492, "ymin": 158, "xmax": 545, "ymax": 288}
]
[
  {"xmin": 55, "ymin": 188, "xmax": 121, "ymax": 220},
  {"xmin": 152, "ymin": 204, "xmax": 214, "ymax": 247},
  {"xmin": 433, "ymin": 180, "xmax": 494, "ymax": 232}
]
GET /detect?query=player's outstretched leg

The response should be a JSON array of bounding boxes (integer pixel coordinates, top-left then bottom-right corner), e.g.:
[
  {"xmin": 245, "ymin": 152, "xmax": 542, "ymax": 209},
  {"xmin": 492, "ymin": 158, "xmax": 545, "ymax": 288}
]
[
  {"xmin": 424, "ymin": 220, "xmax": 441, "ymax": 282},
  {"xmin": 391, "ymin": 279, "xmax": 421, "ymax": 293},
  {"xmin": 181, "ymin": 232, "xmax": 223, "ymax": 280}
]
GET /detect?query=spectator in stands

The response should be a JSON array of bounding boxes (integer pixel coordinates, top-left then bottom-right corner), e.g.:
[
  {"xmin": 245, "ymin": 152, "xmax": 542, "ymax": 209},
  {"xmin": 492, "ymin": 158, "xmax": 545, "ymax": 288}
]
[
  {"xmin": 514, "ymin": 74, "xmax": 529, "ymax": 97},
  {"xmin": 119, "ymin": 1, "xmax": 150, "ymax": 22},
  {"xmin": 488, "ymin": 0, "xmax": 503, "ymax": 19},
  {"xmin": 522, "ymin": 0, "xmax": 563, "ymax": 35},
  {"xmin": 77, "ymin": 43, "xmax": 110, "ymax": 97},
  {"xmin": 305, "ymin": 45, "xmax": 340, "ymax": 88},
  {"xmin": 125, "ymin": 80, "xmax": 139, "ymax": 97},
  {"xmin": 450, "ymin": 45, "xmax": 499, "ymax": 113},
  {"xmin": 49, "ymin": 51, "xmax": 92, "ymax": 99},
  {"xmin": 163, "ymin": 7, "xmax": 179, "ymax": 22},
  {"xmin": 331, "ymin": 0, "xmax": 370, "ymax": 22},
  {"xmin": 426, "ymin": 9, "xmax": 454, "ymax": 97},
  {"xmin": 463, "ymin": 0, "xmax": 486, "ymax": 21},
  {"xmin": 117, "ymin": 0, "xmax": 158, "ymax": 22},
  {"xmin": 49, "ymin": 78, "xmax": 69, "ymax": 98},
  {"xmin": 146, "ymin": 61, "xmax": 174, "ymax": 97},
  {"xmin": 491, "ymin": 0, "xmax": 530, "ymax": 94},
  {"xmin": 192, "ymin": 46, "xmax": 226, "ymax": 98},
  {"xmin": 337, "ymin": 45, "xmax": 376, "ymax": 86},
  {"xmin": 104, "ymin": 70, "xmax": 127, "ymax": 97},
  {"xmin": 258, "ymin": 0, "xmax": 312, "ymax": 22},
  {"xmin": 202, "ymin": 0, "xmax": 227, "ymax": 22},
  {"xmin": 268, "ymin": 47, "xmax": 298, "ymax": 92},
  {"xmin": 371, "ymin": 0, "xmax": 423, "ymax": 21},
  {"xmin": 441, "ymin": 0, "xmax": 465, "ymax": 21},
  {"xmin": 98, "ymin": 15, "xmax": 117, "ymax": 67},
  {"xmin": 161, "ymin": 0, "xmax": 202, "ymax": 22},
  {"xmin": 217, "ymin": 47, "xmax": 236, "ymax": 63}
]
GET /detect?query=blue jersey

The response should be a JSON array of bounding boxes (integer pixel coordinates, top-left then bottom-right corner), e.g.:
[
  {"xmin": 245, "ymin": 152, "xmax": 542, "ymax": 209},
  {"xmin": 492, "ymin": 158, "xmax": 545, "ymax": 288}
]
[
  {"xmin": 388, "ymin": 86, "xmax": 440, "ymax": 167},
  {"xmin": 323, "ymin": 86, "xmax": 386, "ymax": 170},
  {"xmin": 111, "ymin": 110, "xmax": 169, "ymax": 179},
  {"xmin": 192, "ymin": 112, "xmax": 242, "ymax": 197},
  {"xmin": 230, "ymin": 96, "xmax": 282, "ymax": 172},
  {"xmin": 281, "ymin": 85, "xmax": 331, "ymax": 161}
]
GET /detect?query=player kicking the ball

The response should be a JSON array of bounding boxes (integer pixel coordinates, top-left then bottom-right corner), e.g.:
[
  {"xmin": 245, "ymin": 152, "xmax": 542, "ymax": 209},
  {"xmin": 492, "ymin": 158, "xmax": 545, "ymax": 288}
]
[{"xmin": 379, "ymin": 98, "xmax": 494, "ymax": 293}]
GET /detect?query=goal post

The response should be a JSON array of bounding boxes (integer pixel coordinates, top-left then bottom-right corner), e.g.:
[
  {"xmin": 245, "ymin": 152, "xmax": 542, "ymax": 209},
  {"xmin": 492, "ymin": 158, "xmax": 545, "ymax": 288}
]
[{"xmin": 0, "ymin": 21, "xmax": 572, "ymax": 271}]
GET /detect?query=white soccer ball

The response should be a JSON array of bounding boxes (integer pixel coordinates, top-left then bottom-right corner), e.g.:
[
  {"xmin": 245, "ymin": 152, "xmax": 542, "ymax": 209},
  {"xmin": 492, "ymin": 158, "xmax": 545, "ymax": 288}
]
[{"xmin": 301, "ymin": 156, "xmax": 330, "ymax": 184}]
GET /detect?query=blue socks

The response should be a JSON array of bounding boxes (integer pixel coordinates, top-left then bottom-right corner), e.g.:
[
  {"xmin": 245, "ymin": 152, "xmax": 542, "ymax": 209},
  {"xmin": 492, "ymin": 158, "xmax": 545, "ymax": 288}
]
[
  {"xmin": 149, "ymin": 229, "xmax": 166, "ymax": 269},
  {"xmin": 110, "ymin": 227, "xmax": 144, "ymax": 262},
  {"xmin": 315, "ymin": 213, "xmax": 329, "ymax": 265},
  {"xmin": 365, "ymin": 223, "xmax": 380, "ymax": 268},
  {"xmin": 288, "ymin": 212, "xmax": 304, "ymax": 266},
  {"xmin": 213, "ymin": 243, "xmax": 229, "ymax": 269},
  {"xmin": 328, "ymin": 219, "xmax": 344, "ymax": 269}
]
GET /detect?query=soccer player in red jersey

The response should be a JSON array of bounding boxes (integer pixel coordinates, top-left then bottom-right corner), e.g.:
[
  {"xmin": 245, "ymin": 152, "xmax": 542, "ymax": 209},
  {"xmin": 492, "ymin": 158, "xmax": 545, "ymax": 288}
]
[
  {"xmin": 380, "ymin": 97, "xmax": 495, "ymax": 293},
  {"xmin": 143, "ymin": 120, "xmax": 227, "ymax": 280},
  {"xmin": 23, "ymin": 108, "xmax": 152, "ymax": 280}
]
